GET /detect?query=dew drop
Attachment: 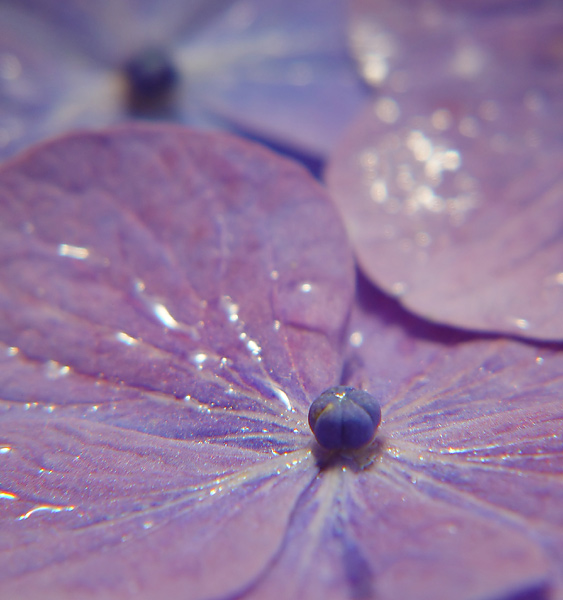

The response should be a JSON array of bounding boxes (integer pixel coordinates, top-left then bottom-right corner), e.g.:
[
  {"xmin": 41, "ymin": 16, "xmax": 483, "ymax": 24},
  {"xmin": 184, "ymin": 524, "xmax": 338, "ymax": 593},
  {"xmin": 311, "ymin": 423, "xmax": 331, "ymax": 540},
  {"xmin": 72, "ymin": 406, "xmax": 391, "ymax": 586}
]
[
  {"xmin": 153, "ymin": 303, "xmax": 180, "ymax": 329},
  {"xmin": 512, "ymin": 317, "xmax": 530, "ymax": 330},
  {"xmin": 58, "ymin": 243, "xmax": 89, "ymax": 260},
  {"xmin": 246, "ymin": 339, "xmax": 261, "ymax": 356},
  {"xmin": 349, "ymin": 331, "xmax": 363, "ymax": 348},
  {"xmin": 221, "ymin": 296, "xmax": 240, "ymax": 323},
  {"xmin": 192, "ymin": 352, "xmax": 207, "ymax": 366},
  {"xmin": 391, "ymin": 281, "xmax": 407, "ymax": 296},
  {"xmin": 269, "ymin": 384, "xmax": 292, "ymax": 411},
  {"xmin": 18, "ymin": 504, "xmax": 75, "ymax": 520},
  {"xmin": 0, "ymin": 490, "xmax": 17, "ymax": 500},
  {"xmin": 116, "ymin": 331, "xmax": 139, "ymax": 346},
  {"xmin": 44, "ymin": 360, "xmax": 70, "ymax": 380}
]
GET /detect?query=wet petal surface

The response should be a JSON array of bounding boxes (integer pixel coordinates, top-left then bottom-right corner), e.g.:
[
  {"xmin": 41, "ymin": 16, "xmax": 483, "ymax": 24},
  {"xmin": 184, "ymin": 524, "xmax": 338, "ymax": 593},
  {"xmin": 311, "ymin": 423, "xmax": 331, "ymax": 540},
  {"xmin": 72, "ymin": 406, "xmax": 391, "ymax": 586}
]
[
  {"xmin": 332, "ymin": 274, "xmax": 563, "ymax": 597},
  {"xmin": 0, "ymin": 125, "xmax": 353, "ymax": 598},
  {"xmin": 328, "ymin": 0, "xmax": 563, "ymax": 339},
  {"xmin": 2, "ymin": 124, "xmax": 563, "ymax": 599},
  {"xmin": 1, "ymin": 416, "xmax": 316, "ymax": 600}
]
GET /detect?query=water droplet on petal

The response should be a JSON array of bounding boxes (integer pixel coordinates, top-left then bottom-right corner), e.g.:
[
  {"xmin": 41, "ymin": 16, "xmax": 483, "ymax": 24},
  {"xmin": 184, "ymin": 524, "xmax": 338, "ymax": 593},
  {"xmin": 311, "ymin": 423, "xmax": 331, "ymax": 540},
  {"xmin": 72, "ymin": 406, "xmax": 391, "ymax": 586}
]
[
  {"xmin": 58, "ymin": 243, "xmax": 89, "ymax": 260},
  {"xmin": 349, "ymin": 331, "xmax": 364, "ymax": 348},
  {"xmin": 115, "ymin": 331, "xmax": 139, "ymax": 346}
]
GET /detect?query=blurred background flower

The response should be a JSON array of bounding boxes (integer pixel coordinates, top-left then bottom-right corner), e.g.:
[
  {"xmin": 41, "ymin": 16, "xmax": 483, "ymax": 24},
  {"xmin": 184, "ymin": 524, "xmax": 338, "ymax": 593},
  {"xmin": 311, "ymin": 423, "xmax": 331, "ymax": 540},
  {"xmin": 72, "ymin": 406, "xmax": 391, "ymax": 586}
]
[
  {"xmin": 328, "ymin": 0, "xmax": 563, "ymax": 339},
  {"xmin": 0, "ymin": 0, "xmax": 368, "ymax": 170}
]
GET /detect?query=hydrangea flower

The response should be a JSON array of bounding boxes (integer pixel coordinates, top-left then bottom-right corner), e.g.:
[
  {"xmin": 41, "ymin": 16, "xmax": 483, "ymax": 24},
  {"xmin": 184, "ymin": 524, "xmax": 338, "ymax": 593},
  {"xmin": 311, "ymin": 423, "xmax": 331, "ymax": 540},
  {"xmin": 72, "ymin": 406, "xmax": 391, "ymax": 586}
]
[
  {"xmin": 0, "ymin": 0, "xmax": 367, "ymax": 163},
  {"xmin": 1, "ymin": 125, "xmax": 562, "ymax": 600},
  {"xmin": 2, "ymin": 1, "xmax": 563, "ymax": 598}
]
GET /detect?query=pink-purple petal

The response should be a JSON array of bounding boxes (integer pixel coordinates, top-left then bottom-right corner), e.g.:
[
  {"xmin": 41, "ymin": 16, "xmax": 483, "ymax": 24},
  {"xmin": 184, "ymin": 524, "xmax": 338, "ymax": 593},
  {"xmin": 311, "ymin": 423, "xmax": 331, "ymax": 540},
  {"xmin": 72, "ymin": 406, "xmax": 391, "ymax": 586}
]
[
  {"xmin": 1, "ymin": 416, "xmax": 316, "ymax": 600},
  {"xmin": 0, "ymin": 125, "xmax": 353, "ymax": 416},
  {"xmin": 0, "ymin": 125, "xmax": 353, "ymax": 598},
  {"xmin": 242, "ymin": 459, "xmax": 550, "ymax": 600},
  {"xmin": 328, "ymin": 0, "xmax": 563, "ymax": 339},
  {"xmin": 342, "ymin": 276, "xmax": 563, "ymax": 595},
  {"xmin": 190, "ymin": 0, "xmax": 368, "ymax": 158}
]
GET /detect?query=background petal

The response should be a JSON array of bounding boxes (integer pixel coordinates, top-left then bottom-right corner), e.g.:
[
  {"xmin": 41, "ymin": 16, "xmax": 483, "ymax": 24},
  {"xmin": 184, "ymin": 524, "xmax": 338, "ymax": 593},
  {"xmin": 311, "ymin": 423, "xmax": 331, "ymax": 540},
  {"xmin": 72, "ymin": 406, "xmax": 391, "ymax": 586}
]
[
  {"xmin": 184, "ymin": 0, "xmax": 368, "ymax": 160},
  {"xmin": 328, "ymin": 0, "xmax": 563, "ymax": 339}
]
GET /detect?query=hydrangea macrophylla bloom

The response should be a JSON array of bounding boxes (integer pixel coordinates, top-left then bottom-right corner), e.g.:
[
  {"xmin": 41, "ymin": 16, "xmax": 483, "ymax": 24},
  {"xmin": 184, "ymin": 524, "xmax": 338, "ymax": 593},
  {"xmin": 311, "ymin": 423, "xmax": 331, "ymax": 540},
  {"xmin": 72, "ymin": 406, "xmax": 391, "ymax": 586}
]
[
  {"xmin": 1, "ymin": 126, "xmax": 563, "ymax": 600},
  {"xmin": 327, "ymin": 0, "xmax": 563, "ymax": 340},
  {"xmin": 0, "ymin": 0, "xmax": 367, "ymax": 164}
]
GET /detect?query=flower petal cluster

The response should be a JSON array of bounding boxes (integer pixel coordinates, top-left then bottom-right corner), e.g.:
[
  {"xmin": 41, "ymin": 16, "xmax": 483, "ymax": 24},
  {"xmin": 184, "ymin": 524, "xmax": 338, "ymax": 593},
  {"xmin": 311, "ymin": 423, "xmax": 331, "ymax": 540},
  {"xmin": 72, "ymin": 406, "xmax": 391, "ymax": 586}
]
[{"xmin": 1, "ymin": 2, "xmax": 563, "ymax": 599}]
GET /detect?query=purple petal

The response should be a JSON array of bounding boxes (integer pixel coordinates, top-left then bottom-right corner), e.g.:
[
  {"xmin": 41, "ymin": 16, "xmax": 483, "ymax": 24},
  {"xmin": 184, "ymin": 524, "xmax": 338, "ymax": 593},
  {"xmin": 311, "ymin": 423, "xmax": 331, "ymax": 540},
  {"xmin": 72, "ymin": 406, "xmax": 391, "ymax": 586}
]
[
  {"xmin": 1, "ymin": 415, "xmax": 317, "ymax": 599},
  {"xmin": 205, "ymin": 275, "xmax": 563, "ymax": 599},
  {"xmin": 0, "ymin": 125, "xmax": 354, "ymax": 597},
  {"xmin": 331, "ymin": 274, "xmax": 563, "ymax": 596},
  {"xmin": 188, "ymin": 0, "xmax": 368, "ymax": 158},
  {"xmin": 240, "ymin": 461, "xmax": 549, "ymax": 600},
  {"xmin": 328, "ymin": 0, "xmax": 563, "ymax": 339}
]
